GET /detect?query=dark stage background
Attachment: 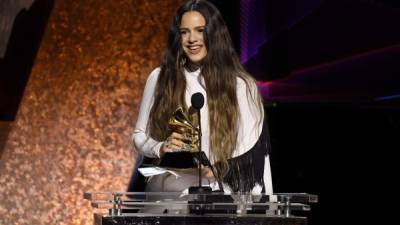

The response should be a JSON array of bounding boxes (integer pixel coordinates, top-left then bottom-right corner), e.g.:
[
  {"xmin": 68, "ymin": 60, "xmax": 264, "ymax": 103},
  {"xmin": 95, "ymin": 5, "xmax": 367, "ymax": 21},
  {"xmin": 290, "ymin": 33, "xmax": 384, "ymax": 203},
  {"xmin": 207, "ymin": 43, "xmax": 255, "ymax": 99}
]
[
  {"xmin": 1, "ymin": 0, "xmax": 399, "ymax": 224},
  {"xmin": 218, "ymin": 0, "xmax": 400, "ymax": 224}
]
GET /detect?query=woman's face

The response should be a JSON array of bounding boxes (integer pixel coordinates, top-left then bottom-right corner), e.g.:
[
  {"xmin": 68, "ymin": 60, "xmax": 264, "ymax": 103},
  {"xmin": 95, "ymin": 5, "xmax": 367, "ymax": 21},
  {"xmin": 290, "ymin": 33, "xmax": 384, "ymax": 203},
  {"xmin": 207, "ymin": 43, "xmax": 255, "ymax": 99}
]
[{"xmin": 180, "ymin": 11, "xmax": 207, "ymax": 65}]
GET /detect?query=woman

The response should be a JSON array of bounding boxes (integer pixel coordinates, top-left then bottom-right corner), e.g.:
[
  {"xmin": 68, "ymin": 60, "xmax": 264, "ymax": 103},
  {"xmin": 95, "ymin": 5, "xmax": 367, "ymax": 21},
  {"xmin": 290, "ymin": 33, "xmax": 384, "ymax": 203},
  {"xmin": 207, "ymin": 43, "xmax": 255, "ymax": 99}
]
[{"xmin": 132, "ymin": 0, "xmax": 273, "ymax": 194}]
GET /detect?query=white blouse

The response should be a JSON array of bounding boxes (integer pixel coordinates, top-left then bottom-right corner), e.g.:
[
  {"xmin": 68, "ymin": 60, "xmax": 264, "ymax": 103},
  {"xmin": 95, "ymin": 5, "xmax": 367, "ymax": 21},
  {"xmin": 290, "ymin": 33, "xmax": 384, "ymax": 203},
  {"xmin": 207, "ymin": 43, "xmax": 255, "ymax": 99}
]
[{"xmin": 132, "ymin": 67, "xmax": 273, "ymax": 194}]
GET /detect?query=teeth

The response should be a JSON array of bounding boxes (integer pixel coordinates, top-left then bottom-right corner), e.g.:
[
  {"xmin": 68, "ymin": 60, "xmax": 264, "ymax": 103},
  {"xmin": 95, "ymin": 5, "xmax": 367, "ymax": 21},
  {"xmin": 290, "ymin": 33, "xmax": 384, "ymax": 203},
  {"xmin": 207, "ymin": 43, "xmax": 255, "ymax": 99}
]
[{"xmin": 189, "ymin": 46, "xmax": 200, "ymax": 50}]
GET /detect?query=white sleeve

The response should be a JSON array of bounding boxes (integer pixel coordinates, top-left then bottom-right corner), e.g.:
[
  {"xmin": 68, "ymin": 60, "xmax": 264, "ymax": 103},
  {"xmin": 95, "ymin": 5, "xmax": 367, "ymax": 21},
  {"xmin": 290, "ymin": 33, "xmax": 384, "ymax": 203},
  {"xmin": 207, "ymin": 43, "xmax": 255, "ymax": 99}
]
[
  {"xmin": 236, "ymin": 78, "xmax": 273, "ymax": 194},
  {"xmin": 132, "ymin": 68, "xmax": 163, "ymax": 158},
  {"xmin": 233, "ymin": 78, "xmax": 264, "ymax": 157},
  {"xmin": 263, "ymin": 155, "xmax": 274, "ymax": 194}
]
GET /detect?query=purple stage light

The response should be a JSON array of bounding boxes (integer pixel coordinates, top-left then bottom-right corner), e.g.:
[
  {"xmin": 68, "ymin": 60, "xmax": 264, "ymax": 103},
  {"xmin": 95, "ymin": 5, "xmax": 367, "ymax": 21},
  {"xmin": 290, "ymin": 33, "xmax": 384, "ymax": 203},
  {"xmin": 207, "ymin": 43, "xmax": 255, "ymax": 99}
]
[{"xmin": 239, "ymin": 0, "xmax": 267, "ymax": 64}]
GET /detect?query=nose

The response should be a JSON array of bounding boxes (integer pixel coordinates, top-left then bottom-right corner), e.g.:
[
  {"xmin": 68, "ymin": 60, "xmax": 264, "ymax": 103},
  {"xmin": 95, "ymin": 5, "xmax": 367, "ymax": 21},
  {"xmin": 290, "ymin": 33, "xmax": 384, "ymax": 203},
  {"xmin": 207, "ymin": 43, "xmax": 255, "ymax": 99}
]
[{"xmin": 188, "ymin": 32, "xmax": 197, "ymax": 43}]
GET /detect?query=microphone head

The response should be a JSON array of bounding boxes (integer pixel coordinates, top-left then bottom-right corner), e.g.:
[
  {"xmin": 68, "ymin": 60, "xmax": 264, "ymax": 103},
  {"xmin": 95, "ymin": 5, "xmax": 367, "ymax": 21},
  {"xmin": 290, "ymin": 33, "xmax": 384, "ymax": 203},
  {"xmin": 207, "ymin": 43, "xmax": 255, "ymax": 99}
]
[{"xmin": 191, "ymin": 92, "xmax": 204, "ymax": 110}]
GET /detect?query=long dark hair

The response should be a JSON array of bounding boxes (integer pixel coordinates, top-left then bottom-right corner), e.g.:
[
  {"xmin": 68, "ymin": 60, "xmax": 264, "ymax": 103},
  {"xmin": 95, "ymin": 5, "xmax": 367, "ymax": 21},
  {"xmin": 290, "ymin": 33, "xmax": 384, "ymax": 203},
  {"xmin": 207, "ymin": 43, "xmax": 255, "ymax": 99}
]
[{"xmin": 148, "ymin": 0, "xmax": 263, "ymax": 178}]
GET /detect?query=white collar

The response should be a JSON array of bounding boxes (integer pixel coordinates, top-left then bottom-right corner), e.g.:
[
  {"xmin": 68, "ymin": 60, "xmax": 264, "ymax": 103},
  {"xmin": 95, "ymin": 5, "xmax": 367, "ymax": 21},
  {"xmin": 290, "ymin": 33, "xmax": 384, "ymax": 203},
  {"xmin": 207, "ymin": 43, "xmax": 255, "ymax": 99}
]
[{"xmin": 184, "ymin": 67, "xmax": 201, "ymax": 77}]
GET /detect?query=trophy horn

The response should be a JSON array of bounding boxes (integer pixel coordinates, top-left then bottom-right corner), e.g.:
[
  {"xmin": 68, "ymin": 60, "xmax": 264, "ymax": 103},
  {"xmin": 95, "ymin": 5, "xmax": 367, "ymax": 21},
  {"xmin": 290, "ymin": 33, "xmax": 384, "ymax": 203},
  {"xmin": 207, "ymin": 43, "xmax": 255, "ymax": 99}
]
[{"xmin": 168, "ymin": 107, "xmax": 199, "ymax": 152}]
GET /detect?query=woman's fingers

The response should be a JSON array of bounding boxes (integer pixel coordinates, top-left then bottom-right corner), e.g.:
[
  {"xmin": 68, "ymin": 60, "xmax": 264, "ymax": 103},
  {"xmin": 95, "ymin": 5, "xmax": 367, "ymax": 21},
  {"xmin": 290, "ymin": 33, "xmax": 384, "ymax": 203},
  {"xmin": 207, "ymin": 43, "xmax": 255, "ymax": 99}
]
[
  {"xmin": 170, "ymin": 138, "xmax": 184, "ymax": 148},
  {"xmin": 170, "ymin": 132, "xmax": 184, "ymax": 140},
  {"xmin": 166, "ymin": 141, "xmax": 182, "ymax": 151},
  {"xmin": 162, "ymin": 132, "xmax": 185, "ymax": 153},
  {"xmin": 201, "ymin": 167, "xmax": 214, "ymax": 178}
]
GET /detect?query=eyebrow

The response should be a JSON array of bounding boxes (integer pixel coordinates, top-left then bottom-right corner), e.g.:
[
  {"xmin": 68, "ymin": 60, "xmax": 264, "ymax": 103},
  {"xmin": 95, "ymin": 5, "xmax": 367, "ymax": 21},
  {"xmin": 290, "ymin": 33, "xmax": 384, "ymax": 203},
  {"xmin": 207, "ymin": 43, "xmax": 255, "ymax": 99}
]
[{"xmin": 179, "ymin": 26, "xmax": 205, "ymax": 30}]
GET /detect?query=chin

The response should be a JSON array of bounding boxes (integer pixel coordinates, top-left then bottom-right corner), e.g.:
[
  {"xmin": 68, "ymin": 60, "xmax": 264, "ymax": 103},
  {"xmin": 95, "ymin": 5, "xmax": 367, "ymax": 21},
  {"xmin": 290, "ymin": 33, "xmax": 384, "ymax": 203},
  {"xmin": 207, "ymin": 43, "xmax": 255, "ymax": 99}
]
[
  {"xmin": 187, "ymin": 56, "xmax": 206, "ymax": 65},
  {"xmin": 189, "ymin": 59, "xmax": 203, "ymax": 65}
]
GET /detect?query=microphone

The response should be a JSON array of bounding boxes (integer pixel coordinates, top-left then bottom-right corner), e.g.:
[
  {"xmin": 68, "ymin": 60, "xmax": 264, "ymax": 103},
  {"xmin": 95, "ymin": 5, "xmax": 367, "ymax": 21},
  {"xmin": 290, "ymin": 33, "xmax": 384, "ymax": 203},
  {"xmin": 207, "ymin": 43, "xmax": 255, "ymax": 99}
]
[
  {"xmin": 191, "ymin": 92, "xmax": 204, "ymax": 110},
  {"xmin": 191, "ymin": 92, "xmax": 210, "ymax": 168}
]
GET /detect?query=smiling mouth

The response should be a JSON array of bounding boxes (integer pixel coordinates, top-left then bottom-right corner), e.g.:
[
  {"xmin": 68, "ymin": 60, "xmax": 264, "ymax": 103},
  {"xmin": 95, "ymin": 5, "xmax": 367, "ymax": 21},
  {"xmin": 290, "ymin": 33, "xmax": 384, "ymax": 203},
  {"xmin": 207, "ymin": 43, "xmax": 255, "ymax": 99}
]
[{"xmin": 187, "ymin": 45, "xmax": 202, "ymax": 55}]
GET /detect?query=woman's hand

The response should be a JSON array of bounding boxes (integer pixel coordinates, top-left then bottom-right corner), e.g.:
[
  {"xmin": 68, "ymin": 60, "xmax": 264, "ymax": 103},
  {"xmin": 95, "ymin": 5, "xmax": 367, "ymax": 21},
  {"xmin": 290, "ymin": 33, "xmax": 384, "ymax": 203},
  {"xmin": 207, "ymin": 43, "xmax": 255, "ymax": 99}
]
[
  {"xmin": 201, "ymin": 167, "xmax": 214, "ymax": 178},
  {"xmin": 160, "ymin": 132, "xmax": 185, "ymax": 156}
]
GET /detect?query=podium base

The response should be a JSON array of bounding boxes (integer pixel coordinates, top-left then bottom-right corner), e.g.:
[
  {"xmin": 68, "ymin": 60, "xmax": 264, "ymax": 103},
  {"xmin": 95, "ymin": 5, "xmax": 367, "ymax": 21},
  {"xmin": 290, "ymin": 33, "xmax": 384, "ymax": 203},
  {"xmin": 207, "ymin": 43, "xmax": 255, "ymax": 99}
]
[
  {"xmin": 189, "ymin": 186, "xmax": 212, "ymax": 194},
  {"xmin": 97, "ymin": 214, "xmax": 307, "ymax": 225}
]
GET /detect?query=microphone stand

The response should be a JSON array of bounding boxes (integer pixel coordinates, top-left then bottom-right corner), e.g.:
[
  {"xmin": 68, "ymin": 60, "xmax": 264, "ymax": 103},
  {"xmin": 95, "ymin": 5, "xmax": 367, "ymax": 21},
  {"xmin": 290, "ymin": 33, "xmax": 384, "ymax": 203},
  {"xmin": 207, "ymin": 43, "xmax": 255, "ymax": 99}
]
[
  {"xmin": 188, "ymin": 92, "xmax": 228, "ymax": 214},
  {"xmin": 189, "ymin": 108, "xmax": 212, "ymax": 194}
]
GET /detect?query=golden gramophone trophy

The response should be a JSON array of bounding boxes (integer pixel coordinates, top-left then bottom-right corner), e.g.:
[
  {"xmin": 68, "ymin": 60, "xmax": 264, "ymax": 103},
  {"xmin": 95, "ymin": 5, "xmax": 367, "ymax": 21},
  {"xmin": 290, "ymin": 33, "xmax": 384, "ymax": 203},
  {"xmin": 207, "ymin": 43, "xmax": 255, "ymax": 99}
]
[{"xmin": 168, "ymin": 107, "xmax": 199, "ymax": 152}]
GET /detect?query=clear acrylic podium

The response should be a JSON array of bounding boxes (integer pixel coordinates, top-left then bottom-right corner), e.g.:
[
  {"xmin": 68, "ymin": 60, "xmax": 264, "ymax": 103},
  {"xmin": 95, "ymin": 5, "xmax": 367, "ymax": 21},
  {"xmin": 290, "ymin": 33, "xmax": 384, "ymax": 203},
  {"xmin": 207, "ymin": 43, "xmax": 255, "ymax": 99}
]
[{"xmin": 84, "ymin": 192, "xmax": 318, "ymax": 225}]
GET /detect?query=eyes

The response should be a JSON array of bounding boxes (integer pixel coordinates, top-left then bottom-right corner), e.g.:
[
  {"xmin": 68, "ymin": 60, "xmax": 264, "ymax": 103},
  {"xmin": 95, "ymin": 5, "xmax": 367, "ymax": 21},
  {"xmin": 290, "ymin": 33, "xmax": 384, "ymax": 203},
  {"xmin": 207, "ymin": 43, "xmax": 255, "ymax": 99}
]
[{"xmin": 179, "ymin": 27, "xmax": 205, "ymax": 36}]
